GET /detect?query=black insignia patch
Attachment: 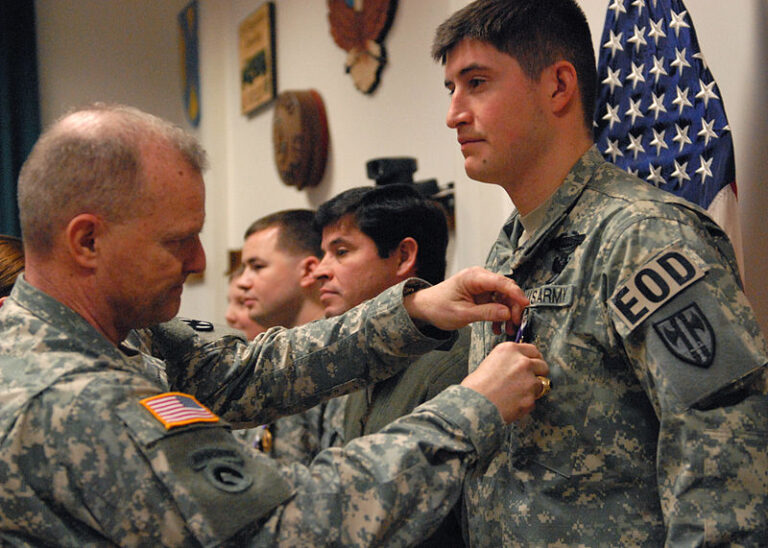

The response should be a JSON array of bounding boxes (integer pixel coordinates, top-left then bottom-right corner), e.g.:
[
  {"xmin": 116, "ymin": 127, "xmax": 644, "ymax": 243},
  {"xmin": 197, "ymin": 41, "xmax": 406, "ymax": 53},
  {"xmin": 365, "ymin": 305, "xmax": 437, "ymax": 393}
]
[
  {"xmin": 190, "ymin": 447, "xmax": 253, "ymax": 493},
  {"xmin": 653, "ymin": 303, "xmax": 715, "ymax": 368},
  {"xmin": 181, "ymin": 318, "xmax": 214, "ymax": 332},
  {"xmin": 549, "ymin": 232, "xmax": 585, "ymax": 279}
]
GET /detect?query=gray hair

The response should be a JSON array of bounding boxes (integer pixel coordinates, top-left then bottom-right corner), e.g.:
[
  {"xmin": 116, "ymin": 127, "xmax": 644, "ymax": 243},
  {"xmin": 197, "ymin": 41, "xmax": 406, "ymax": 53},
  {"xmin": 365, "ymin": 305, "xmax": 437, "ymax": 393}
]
[{"xmin": 18, "ymin": 103, "xmax": 208, "ymax": 254}]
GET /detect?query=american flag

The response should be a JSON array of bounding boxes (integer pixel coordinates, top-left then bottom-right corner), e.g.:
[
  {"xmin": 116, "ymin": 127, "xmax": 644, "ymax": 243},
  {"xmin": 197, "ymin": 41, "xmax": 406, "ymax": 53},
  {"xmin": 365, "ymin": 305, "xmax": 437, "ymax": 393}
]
[
  {"xmin": 140, "ymin": 392, "xmax": 219, "ymax": 429},
  {"xmin": 593, "ymin": 0, "xmax": 742, "ymax": 270}
]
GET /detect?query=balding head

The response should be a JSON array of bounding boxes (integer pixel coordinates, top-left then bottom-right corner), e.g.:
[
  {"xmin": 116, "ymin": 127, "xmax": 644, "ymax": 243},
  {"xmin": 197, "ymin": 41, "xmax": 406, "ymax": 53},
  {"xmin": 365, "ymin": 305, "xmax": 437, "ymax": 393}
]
[{"xmin": 18, "ymin": 103, "xmax": 207, "ymax": 257}]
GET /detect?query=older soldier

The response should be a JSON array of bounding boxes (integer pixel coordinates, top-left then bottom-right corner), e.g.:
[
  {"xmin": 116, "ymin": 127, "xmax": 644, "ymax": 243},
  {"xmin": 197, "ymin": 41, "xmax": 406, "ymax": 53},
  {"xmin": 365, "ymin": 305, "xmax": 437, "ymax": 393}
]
[
  {"xmin": 433, "ymin": 0, "xmax": 768, "ymax": 545},
  {"xmin": 0, "ymin": 103, "xmax": 548, "ymax": 546}
]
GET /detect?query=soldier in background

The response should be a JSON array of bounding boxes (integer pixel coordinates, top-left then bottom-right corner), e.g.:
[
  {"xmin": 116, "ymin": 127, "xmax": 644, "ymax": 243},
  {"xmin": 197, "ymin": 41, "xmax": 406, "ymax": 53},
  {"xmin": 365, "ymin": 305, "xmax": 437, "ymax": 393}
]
[
  {"xmin": 235, "ymin": 210, "xmax": 334, "ymax": 464},
  {"xmin": 0, "ymin": 102, "xmax": 549, "ymax": 545},
  {"xmin": 433, "ymin": 0, "xmax": 768, "ymax": 544},
  {"xmin": 314, "ymin": 184, "xmax": 469, "ymax": 546},
  {"xmin": 224, "ymin": 264, "xmax": 264, "ymax": 340},
  {"xmin": 0, "ymin": 234, "xmax": 24, "ymax": 306}
]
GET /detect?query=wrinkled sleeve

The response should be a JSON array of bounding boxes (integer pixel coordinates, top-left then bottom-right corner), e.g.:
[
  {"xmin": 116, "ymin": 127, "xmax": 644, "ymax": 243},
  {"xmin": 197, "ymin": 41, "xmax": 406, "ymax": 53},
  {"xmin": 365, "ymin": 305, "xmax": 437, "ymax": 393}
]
[
  {"xmin": 255, "ymin": 385, "xmax": 505, "ymax": 547},
  {"xmin": 604, "ymin": 213, "xmax": 768, "ymax": 545},
  {"xmin": 151, "ymin": 281, "xmax": 456, "ymax": 427}
]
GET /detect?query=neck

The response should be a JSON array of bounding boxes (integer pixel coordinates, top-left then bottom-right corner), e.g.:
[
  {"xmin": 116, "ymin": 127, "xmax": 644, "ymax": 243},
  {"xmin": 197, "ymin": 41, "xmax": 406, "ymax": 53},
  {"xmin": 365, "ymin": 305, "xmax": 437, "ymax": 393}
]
[
  {"xmin": 24, "ymin": 260, "xmax": 125, "ymax": 346},
  {"xmin": 506, "ymin": 134, "xmax": 593, "ymax": 217},
  {"xmin": 293, "ymin": 297, "xmax": 325, "ymax": 326}
]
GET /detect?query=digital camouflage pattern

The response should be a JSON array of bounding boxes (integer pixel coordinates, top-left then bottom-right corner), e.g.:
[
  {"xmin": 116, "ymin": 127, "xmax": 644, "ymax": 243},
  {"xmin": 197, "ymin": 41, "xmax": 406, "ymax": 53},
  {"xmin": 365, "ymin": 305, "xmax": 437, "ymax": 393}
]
[
  {"xmin": 234, "ymin": 403, "xmax": 336, "ymax": 466},
  {"xmin": 331, "ymin": 327, "xmax": 471, "ymax": 547},
  {"xmin": 464, "ymin": 147, "xmax": 768, "ymax": 546},
  {"xmin": 0, "ymin": 276, "xmax": 505, "ymax": 546}
]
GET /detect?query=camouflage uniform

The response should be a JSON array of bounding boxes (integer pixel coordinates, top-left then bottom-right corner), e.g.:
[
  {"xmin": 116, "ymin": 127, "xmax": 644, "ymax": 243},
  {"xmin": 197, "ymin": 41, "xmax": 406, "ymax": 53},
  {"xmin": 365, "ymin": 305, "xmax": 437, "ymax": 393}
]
[
  {"xmin": 234, "ymin": 403, "xmax": 333, "ymax": 466},
  {"xmin": 0, "ymin": 276, "xmax": 505, "ymax": 546},
  {"xmin": 335, "ymin": 327, "xmax": 471, "ymax": 547},
  {"xmin": 464, "ymin": 147, "xmax": 768, "ymax": 546}
]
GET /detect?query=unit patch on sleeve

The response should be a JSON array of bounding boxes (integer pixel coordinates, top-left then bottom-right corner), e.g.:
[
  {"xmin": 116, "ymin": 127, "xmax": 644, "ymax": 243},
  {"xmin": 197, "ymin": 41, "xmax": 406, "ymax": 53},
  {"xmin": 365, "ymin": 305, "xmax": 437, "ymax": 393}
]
[
  {"xmin": 609, "ymin": 244, "xmax": 708, "ymax": 331},
  {"xmin": 140, "ymin": 392, "xmax": 220, "ymax": 429},
  {"xmin": 653, "ymin": 303, "xmax": 715, "ymax": 368}
]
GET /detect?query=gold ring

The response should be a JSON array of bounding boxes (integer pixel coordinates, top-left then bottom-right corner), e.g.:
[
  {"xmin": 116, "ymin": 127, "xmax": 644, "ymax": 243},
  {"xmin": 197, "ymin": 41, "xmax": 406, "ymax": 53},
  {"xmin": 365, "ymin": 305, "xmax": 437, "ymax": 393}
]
[{"xmin": 536, "ymin": 376, "xmax": 551, "ymax": 399}]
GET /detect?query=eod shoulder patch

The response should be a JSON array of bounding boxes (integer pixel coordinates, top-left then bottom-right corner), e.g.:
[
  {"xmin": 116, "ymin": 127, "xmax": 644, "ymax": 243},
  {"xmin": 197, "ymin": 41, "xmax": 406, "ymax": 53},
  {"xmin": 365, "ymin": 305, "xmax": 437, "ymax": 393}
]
[{"xmin": 609, "ymin": 244, "xmax": 708, "ymax": 331}]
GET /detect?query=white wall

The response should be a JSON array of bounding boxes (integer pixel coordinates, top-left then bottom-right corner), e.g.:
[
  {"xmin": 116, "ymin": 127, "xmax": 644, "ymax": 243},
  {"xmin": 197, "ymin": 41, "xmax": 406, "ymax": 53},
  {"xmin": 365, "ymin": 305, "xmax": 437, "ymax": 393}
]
[{"xmin": 35, "ymin": 0, "xmax": 768, "ymax": 335}]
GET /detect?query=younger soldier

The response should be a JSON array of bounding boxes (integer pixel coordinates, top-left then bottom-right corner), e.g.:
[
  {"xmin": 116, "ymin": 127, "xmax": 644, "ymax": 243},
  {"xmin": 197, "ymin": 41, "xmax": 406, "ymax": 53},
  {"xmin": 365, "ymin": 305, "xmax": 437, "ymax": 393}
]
[{"xmin": 433, "ymin": 0, "xmax": 768, "ymax": 544}]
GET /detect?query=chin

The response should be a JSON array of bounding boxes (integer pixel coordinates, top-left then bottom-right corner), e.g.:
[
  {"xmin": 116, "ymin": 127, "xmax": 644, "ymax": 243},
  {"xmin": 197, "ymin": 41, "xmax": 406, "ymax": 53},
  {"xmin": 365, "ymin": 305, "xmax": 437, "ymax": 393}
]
[{"xmin": 465, "ymin": 165, "xmax": 503, "ymax": 185}]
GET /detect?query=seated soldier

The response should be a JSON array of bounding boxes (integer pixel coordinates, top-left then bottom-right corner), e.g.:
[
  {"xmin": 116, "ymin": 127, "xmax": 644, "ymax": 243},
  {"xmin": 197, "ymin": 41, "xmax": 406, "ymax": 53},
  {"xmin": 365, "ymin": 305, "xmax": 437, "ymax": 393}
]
[{"xmin": 314, "ymin": 184, "xmax": 469, "ymax": 546}]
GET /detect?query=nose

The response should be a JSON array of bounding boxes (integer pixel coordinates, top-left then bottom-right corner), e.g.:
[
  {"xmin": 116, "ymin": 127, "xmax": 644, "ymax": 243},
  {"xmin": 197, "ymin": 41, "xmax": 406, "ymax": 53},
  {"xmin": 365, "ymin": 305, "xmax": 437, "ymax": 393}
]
[
  {"xmin": 446, "ymin": 91, "xmax": 470, "ymax": 129},
  {"xmin": 236, "ymin": 270, "xmax": 252, "ymax": 290},
  {"xmin": 313, "ymin": 255, "xmax": 332, "ymax": 282},
  {"xmin": 186, "ymin": 236, "xmax": 206, "ymax": 274}
]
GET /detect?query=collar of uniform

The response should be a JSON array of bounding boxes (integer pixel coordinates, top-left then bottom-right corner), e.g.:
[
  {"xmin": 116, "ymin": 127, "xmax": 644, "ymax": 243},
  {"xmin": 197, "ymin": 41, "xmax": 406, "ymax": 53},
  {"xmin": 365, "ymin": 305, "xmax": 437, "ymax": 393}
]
[
  {"xmin": 12, "ymin": 275, "xmax": 140, "ymax": 366},
  {"xmin": 496, "ymin": 146, "xmax": 602, "ymax": 274}
]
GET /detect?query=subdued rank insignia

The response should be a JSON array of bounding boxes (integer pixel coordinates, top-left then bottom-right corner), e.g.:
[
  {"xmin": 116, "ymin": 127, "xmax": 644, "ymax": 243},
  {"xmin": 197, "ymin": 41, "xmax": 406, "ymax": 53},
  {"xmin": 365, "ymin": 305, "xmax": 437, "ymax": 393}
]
[
  {"xmin": 180, "ymin": 318, "xmax": 214, "ymax": 332},
  {"xmin": 141, "ymin": 392, "xmax": 220, "ymax": 429},
  {"xmin": 653, "ymin": 303, "xmax": 715, "ymax": 368},
  {"xmin": 548, "ymin": 232, "xmax": 585, "ymax": 281}
]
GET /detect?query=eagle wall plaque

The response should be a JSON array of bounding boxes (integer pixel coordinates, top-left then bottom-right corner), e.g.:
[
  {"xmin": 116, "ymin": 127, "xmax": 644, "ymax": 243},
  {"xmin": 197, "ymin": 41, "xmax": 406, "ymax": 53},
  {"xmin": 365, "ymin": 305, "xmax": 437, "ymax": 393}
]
[{"xmin": 327, "ymin": 0, "xmax": 397, "ymax": 94}]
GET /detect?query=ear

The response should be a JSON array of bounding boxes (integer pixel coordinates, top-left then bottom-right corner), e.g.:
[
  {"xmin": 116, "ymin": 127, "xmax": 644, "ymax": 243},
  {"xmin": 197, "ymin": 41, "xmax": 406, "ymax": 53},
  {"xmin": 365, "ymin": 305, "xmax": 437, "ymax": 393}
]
[
  {"xmin": 546, "ymin": 60, "xmax": 579, "ymax": 116},
  {"xmin": 395, "ymin": 237, "xmax": 418, "ymax": 278},
  {"xmin": 298, "ymin": 255, "xmax": 320, "ymax": 288},
  {"xmin": 0, "ymin": 296, "xmax": 6, "ymax": 308},
  {"xmin": 65, "ymin": 213, "xmax": 102, "ymax": 269}
]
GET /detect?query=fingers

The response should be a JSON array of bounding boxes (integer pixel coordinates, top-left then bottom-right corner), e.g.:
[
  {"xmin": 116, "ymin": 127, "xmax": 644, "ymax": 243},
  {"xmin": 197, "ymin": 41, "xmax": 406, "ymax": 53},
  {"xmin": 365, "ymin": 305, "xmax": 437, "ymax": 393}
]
[
  {"xmin": 461, "ymin": 342, "xmax": 549, "ymax": 424},
  {"xmin": 460, "ymin": 267, "xmax": 528, "ymax": 328},
  {"xmin": 466, "ymin": 267, "xmax": 528, "ymax": 309},
  {"xmin": 403, "ymin": 267, "xmax": 527, "ymax": 332}
]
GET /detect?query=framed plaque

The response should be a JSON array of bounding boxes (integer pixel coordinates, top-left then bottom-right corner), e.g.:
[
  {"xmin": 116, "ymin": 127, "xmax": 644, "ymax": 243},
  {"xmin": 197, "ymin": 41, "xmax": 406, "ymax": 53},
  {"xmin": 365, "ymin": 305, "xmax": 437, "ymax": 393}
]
[{"xmin": 239, "ymin": 2, "xmax": 276, "ymax": 115}]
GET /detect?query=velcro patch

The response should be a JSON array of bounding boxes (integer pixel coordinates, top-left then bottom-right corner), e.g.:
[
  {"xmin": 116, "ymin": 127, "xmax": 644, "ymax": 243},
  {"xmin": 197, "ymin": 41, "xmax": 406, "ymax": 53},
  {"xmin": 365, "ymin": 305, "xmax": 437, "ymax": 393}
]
[
  {"xmin": 525, "ymin": 284, "xmax": 574, "ymax": 308},
  {"xmin": 141, "ymin": 392, "xmax": 219, "ymax": 429},
  {"xmin": 609, "ymin": 245, "xmax": 708, "ymax": 331}
]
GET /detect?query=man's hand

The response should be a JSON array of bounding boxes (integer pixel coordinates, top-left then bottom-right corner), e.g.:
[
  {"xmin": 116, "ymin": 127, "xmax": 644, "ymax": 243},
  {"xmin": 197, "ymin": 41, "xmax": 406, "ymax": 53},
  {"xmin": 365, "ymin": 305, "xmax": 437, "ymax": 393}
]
[
  {"xmin": 404, "ymin": 267, "xmax": 528, "ymax": 334},
  {"xmin": 461, "ymin": 342, "xmax": 548, "ymax": 424}
]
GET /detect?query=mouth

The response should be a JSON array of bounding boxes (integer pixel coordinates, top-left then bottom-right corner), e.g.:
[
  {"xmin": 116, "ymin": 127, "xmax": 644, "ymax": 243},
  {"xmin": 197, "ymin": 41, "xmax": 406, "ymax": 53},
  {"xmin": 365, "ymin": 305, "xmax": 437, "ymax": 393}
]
[
  {"xmin": 458, "ymin": 136, "xmax": 483, "ymax": 152},
  {"xmin": 319, "ymin": 289, "xmax": 339, "ymax": 303}
]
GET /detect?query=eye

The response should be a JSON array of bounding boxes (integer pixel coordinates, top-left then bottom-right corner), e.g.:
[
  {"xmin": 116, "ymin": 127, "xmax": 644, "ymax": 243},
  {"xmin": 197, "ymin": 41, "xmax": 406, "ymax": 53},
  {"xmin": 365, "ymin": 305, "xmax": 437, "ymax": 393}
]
[
  {"xmin": 468, "ymin": 77, "xmax": 485, "ymax": 89},
  {"xmin": 164, "ymin": 235, "xmax": 195, "ymax": 253},
  {"xmin": 335, "ymin": 248, "xmax": 349, "ymax": 258}
]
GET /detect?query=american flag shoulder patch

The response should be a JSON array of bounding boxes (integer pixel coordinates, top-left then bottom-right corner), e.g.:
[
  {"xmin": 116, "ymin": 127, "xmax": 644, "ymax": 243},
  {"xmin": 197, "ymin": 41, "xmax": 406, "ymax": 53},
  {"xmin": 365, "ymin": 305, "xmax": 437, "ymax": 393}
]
[{"xmin": 140, "ymin": 392, "xmax": 219, "ymax": 429}]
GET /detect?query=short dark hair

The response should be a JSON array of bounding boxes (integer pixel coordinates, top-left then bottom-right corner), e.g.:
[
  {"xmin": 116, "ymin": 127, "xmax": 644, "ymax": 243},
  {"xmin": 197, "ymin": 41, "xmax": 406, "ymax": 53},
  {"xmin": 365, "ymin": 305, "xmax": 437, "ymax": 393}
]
[
  {"xmin": 315, "ymin": 185, "xmax": 449, "ymax": 284},
  {"xmin": 244, "ymin": 209, "xmax": 321, "ymax": 258},
  {"xmin": 431, "ymin": 0, "xmax": 597, "ymax": 130}
]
